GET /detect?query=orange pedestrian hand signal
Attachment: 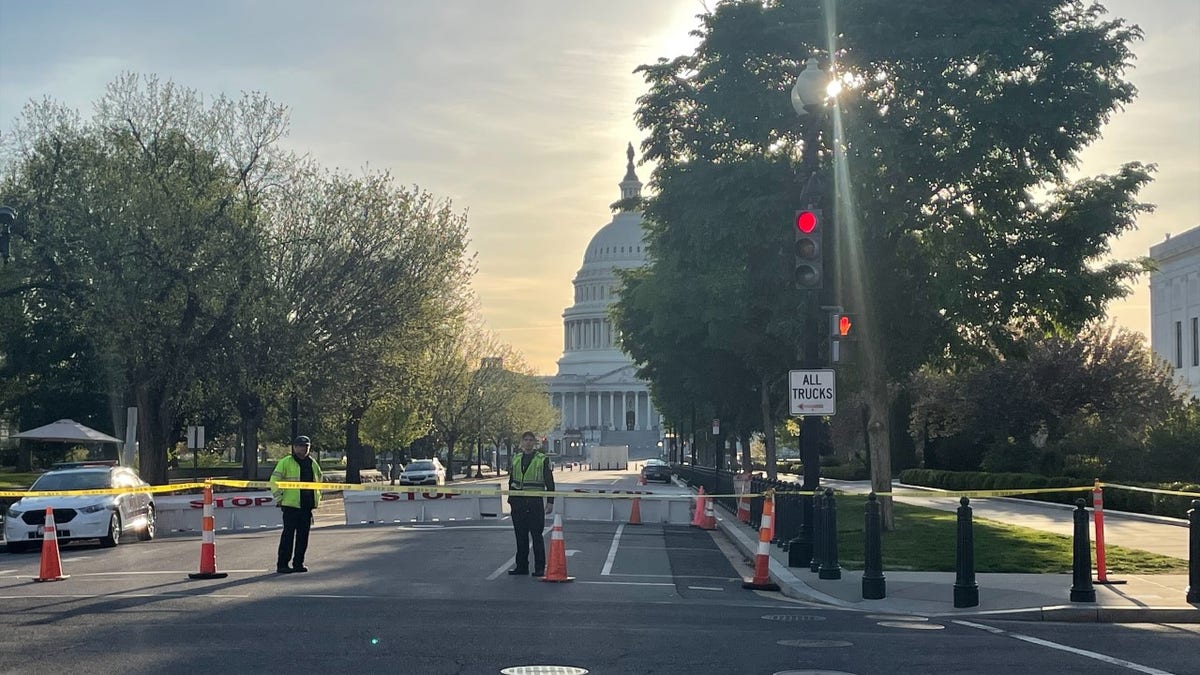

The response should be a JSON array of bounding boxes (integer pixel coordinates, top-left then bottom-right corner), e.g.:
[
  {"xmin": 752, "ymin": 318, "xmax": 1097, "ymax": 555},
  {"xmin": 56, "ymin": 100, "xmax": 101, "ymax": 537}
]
[{"xmin": 838, "ymin": 315, "xmax": 852, "ymax": 337}]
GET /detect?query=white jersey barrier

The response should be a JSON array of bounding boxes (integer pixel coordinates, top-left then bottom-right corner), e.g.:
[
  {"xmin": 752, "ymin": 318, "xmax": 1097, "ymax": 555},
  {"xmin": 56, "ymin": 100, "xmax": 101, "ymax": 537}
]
[
  {"xmin": 342, "ymin": 490, "xmax": 502, "ymax": 524},
  {"xmin": 552, "ymin": 483, "xmax": 692, "ymax": 524},
  {"xmin": 155, "ymin": 492, "xmax": 279, "ymax": 532}
]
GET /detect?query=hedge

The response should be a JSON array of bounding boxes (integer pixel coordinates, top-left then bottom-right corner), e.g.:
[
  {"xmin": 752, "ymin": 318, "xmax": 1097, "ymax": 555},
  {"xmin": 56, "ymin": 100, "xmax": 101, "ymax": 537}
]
[{"xmin": 898, "ymin": 468, "xmax": 1199, "ymax": 519}]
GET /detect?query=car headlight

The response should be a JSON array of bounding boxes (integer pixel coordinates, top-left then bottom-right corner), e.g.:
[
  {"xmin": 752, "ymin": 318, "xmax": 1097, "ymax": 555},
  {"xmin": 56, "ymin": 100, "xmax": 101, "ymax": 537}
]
[
  {"xmin": 5, "ymin": 505, "xmax": 21, "ymax": 518},
  {"xmin": 80, "ymin": 503, "xmax": 111, "ymax": 513}
]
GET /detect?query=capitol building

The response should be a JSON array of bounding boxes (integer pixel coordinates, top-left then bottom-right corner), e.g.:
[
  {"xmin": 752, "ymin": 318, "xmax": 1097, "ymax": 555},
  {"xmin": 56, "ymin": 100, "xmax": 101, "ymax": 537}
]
[{"xmin": 542, "ymin": 145, "xmax": 663, "ymax": 459}]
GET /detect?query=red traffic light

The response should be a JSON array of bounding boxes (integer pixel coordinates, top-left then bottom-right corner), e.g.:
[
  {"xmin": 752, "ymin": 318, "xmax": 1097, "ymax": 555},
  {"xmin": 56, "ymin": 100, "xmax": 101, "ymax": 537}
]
[{"xmin": 795, "ymin": 210, "xmax": 818, "ymax": 234}]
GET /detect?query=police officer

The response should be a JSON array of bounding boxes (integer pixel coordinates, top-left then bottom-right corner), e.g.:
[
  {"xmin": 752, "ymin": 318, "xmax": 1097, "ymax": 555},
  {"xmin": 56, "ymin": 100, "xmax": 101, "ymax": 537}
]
[
  {"xmin": 271, "ymin": 436, "xmax": 323, "ymax": 573},
  {"xmin": 507, "ymin": 431, "xmax": 555, "ymax": 576}
]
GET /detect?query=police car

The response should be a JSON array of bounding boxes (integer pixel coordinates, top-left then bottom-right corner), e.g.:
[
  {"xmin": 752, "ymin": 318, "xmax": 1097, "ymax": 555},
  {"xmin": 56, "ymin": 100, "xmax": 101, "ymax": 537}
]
[{"xmin": 3, "ymin": 462, "xmax": 156, "ymax": 553}]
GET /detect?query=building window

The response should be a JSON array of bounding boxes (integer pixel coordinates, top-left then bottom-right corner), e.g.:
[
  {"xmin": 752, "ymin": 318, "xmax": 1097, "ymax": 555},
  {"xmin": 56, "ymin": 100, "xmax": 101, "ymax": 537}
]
[
  {"xmin": 1193, "ymin": 317, "xmax": 1198, "ymax": 367},
  {"xmin": 1176, "ymin": 321, "xmax": 1183, "ymax": 368}
]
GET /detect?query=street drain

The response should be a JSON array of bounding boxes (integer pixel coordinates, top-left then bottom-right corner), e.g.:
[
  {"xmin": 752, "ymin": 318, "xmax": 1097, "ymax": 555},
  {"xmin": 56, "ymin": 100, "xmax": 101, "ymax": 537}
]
[
  {"xmin": 864, "ymin": 614, "xmax": 929, "ymax": 621},
  {"xmin": 761, "ymin": 614, "xmax": 827, "ymax": 622},
  {"xmin": 876, "ymin": 621, "xmax": 945, "ymax": 630},
  {"xmin": 777, "ymin": 639, "xmax": 853, "ymax": 648},
  {"xmin": 772, "ymin": 670, "xmax": 859, "ymax": 675},
  {"xmin": 499, "ymin": 662, "xmax": 588, "ymax": 667}
]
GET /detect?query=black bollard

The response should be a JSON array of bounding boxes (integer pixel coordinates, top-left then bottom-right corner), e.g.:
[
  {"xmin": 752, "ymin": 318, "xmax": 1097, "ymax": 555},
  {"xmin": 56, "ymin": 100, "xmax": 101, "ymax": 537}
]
[
  {"xmin": 818, "ymin": 488, "xmax": 842, "ymax": 580},
  {"xmin": 954, "ymin": 497, "xmax": 979, "ymax": 608},
  {"xmin": 788, "ymin": 490, "xmax": 814, "ymax": 567},
  {"xmin": 862, "ymin": 492, "xmax": 886, "ymax": 599},
  {"xmin": 810, "ymin": 489, "xmax": 825, "ymax": 573},
  {"xmin": 1070, "ymin": 499, "xmax": 1097, "ymax": 603},
  {"xmin": 1186, "ymin": 499, "xmax": 1198, "ymax": 603}
]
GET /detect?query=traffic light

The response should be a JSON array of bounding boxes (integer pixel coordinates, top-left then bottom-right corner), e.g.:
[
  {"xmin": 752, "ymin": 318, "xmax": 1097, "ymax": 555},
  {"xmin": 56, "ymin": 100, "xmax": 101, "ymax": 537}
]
[
  {"xmin": 793, "ymin": 209, "xmax": 823, "ymax": 290},
  {"xmin": 830, "ymin": 311, "xmax": 855, "ymax": 364}
]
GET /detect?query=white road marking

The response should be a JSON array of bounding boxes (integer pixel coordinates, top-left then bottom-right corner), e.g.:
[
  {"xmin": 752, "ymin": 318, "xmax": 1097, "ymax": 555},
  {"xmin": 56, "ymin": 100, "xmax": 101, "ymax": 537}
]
[
  {"xmin": 1, "ymin": 570, "xmax": 267, "ymax": 578},
  {"xmin": 601, "ymin": 523, "xmax": 625, "ymax": 576},
  {"xmin": 687, "ymin": 586, "xmax": 723, "ymax": 591},
  {"xmin": 0, "ymin": 593, "xmax": 251, "ymax": 599},
  {"xmin": 577, "ymin": 581, "xmax": 673, "ymax": 587},
  {"xmin": 954, "ymin": 620, "xmax": 1177, "ymax": 675}
]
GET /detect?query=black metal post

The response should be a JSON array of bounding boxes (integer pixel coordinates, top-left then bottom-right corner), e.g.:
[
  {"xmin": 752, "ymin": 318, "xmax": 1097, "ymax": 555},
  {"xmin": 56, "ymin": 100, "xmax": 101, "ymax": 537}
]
[
  {"xmin": 1070, "ymin": 499, "xmax": 1097, "ymax": 602},
  {"xmin": 954, "ymin": 497, "xmax": 979, "ymax": 608},
  {"xmin": 818, "ymin": 488, "xmax": 842, "ymax": 580},
  {"xmin": 862, "ymin": 492, "xmax": 886, "ymax": 599},
  {"xmin": 1187, "ymin": 499, "xmax": 1199, "ymax": 604},
  {"xmin": 810, "ymin": 489, "xmax": 824, "ymax": 573}
]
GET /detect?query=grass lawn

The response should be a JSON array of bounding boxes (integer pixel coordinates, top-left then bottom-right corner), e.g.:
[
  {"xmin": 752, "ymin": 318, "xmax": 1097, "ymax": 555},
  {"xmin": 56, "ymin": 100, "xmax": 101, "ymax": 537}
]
[
  {"xmin": 0, "ymin": 470, "xmax": 41, "ymax": 490},
  {"xmin": 829, "ymin": 494, "xmax": 1188, "ymax": 574}
]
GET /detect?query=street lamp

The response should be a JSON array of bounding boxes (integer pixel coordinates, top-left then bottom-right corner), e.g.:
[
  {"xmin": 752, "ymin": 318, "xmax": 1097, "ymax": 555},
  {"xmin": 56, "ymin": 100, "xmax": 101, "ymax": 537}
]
[
  {"xmin": 789, "ymin": 55, "xmax": 835, "ymax": 567},
  {"xmin": 0, "ymin": 206, "xmax": 17, "ymax": 265}
]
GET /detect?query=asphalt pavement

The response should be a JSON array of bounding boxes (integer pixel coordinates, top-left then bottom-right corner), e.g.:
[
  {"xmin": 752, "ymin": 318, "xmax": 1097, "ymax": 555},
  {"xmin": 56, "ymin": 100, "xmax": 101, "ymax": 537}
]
[{"xmin": 716, "ymin": 478, "xmax": 1199, "ymax": 623}]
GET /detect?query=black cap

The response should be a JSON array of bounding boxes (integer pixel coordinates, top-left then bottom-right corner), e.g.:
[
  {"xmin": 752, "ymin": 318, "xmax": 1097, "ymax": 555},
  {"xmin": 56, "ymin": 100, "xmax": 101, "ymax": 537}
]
[{"xmin": 292, "ymin": 435, "xmax": 311, "ymax": 446}]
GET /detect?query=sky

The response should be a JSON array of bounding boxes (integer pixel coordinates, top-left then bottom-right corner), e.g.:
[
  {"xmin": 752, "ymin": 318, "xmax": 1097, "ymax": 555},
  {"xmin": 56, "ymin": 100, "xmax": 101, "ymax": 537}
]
[{"xmin": 1, "ymin": 0, "xmax": 1197, "ymax": 375}]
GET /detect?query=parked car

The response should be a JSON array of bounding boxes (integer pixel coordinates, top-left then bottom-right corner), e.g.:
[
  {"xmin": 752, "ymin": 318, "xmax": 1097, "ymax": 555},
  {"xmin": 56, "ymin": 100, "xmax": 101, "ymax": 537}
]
[
  {"xmin": 4, "ymin": 462, "xmax": 155, "ymax": 553},
  {"xmin": 640, "ymin": 459, "xmax": 672, "ymax": 483},
  {"xmin": 398, "ymin": 458, "xmax": 446, "ymax": 486}
]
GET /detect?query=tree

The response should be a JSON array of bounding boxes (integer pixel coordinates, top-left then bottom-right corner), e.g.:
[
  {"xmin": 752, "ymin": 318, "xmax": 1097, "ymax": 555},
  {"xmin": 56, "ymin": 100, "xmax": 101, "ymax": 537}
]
[
  {"xmin": 910, "ymin": 323, "xmax": 1185, "ymax": 475},
  {"xmin": 268, "ymin": 167, "xmax": 474, "ymax": 482},
  {"xmin": 0, "ymin": 75, "xmax": 285, "ymax": 484},
  {"xmin": 622, "ymin": 0, "xmax": 1152, "ymax": 527}
]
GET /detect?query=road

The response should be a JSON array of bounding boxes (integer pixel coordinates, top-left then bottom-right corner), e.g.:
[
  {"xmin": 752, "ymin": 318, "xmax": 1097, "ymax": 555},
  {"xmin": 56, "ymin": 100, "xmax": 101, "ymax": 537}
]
[{"xmin": 1, "ymin": 469, "xmax": 1196, "ymax": 674}]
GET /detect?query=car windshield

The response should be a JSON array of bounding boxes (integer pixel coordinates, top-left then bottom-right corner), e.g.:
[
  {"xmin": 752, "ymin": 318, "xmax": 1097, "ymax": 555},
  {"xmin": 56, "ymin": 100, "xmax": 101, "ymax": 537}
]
[
  {"xmin": 407, "ymin": 461, "xmax": 434, "ymax": 471},
  {"xmin": 30, "ymin": 471, "xmax": 111, "ymax": 491}
]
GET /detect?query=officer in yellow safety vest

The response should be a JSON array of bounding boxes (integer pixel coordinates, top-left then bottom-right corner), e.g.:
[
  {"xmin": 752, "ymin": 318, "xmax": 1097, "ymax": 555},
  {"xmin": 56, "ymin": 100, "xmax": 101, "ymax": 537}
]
[
  {"xmin": 507, "ymin": 431, "xmax": 555, "ymax": 576},
  {"xmin": 271, "ymin": 436, "xmax": 323, "ymax": 574}
]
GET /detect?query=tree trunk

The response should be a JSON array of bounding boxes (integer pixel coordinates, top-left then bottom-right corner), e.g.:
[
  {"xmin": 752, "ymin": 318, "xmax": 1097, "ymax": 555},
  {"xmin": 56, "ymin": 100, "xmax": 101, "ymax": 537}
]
[
  {"xmin": 237, "ymin": 392, "xmax": 264, "ymax": 481},
  {"xmin": 444, "ymin": 437, "xmax": 457, "ymax": 483},
  {"xmin": 865, "ymin": 374, "xmax": 895, "ymax": 530},
  {"xmin": 345, "ymin": 406, "xmax": 364, "ymax": 484},
  {"xmin": 760, "ymin": 374, "xmax": 777, "ymax": 480},
  {"xmin": 740, "ymin": 431, "xmax": 752, "ymax": 474},
  {"xmin": 135, "ymin": 383, "xmax": 172, "ymax": 485}
]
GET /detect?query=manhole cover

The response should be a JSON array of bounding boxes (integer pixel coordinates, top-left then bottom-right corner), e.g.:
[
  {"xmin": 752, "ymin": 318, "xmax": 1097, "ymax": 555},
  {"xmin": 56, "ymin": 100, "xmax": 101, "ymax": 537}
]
[
  {"xmin": 876, "ymin": 621, "xmax": 945, "ymax": 630},
  {"xmin": 761, "ymin": 614, "xmax": 828, "ymax": 622},
  {"xmin": 777, "ymin": 640, "xmax": 853, "ymax": 648},
  {"xmin": 499, "ymin": 662, "xmax": 588, "ymax": 667},
  {"xmin": 864, "ymin": 614, "xmax": 929, "ymax": 622},
  {"xmin": 772, "ymin": 671, "xmax": 859, "ymax": 675}
]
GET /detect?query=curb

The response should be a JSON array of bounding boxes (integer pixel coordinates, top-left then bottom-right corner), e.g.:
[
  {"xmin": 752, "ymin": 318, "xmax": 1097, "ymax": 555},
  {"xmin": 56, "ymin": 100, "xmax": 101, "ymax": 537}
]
[
  {"xmin": 949, "ymin": 605, "xmax": 1200, "ymax": 623},
  {"xmin": 707, "ymin": 487, "xmax": 1200, "ymax": 623}
]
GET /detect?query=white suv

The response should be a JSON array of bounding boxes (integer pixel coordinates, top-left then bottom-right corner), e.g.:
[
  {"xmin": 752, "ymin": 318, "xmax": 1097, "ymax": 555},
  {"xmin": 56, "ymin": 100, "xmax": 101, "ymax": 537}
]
[
  {"xmin": 398, "ymin": 458, "xmax": 446, "ymax": 486},
  {"xmin": 4, "ymin": 463, "xmax": 156, "ymax": 553}
]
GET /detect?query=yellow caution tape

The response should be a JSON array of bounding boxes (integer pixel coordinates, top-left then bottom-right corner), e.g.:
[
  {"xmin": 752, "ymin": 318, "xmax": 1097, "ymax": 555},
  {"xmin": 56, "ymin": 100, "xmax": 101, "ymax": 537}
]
[
  {"xmin": 2, "ymin": 480, "xmax": 1194, "ymax": 501},
  {"xmin": 1098, "ymin": 482, "xmax": 1200, "ymax": 498},
  {"xmin": 0, "ymin": 483, "xmax": 207, "ymax": 498}
]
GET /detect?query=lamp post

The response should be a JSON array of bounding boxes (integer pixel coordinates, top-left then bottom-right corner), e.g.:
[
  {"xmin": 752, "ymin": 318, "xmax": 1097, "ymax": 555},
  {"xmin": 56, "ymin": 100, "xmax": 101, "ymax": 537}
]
[
  {"xmin": 0, "ymin": 206, "xmax": 16, "ymax": 265},
  {"xmin": 788, "ymin": 56, "xmax": 835, "ymax": 566}
]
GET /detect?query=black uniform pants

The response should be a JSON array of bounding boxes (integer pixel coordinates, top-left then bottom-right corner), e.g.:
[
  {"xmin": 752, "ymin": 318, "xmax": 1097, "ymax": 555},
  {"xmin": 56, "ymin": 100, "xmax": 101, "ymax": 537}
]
[
  {"xmin": 510, "ymin": 498, "xmax": 546, "ymax": 572},
  {"xmin": 277, "ymin": 506, "xmax": 313, "ymax": 567}
]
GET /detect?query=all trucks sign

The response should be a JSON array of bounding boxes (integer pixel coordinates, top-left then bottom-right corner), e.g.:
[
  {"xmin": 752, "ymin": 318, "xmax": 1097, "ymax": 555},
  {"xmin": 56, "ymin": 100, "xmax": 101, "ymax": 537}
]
[{"xmin": 788, "ymin": 369, "xmax": 836, "ymax": 416}]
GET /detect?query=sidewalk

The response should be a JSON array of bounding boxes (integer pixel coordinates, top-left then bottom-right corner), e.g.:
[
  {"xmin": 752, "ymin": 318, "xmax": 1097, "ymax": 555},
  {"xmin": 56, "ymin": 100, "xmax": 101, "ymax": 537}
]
[{"xmin": 713, "ymin": 482, "xmax": 1199, "ymax": 623}]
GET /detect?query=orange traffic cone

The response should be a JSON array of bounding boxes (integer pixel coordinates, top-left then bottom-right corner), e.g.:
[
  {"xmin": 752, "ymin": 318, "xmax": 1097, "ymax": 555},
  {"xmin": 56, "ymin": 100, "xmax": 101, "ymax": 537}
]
[
  {"xmin": 189, "ymin": 483, "xmax": 229, "ymax": 579},
  {"xmin": 737, "ymin": 494, "xmax": 751, "ymax": 523},
  {"xmin": 743, "ymin": 494, "xmax": 780, "ymax": 591},
  {"xmin": 541, "ymin": 514, "xmax": 574, "ymax": 583},
  {"xmin": 691, "ymin": 486, "xmax": 708, "ymax": 528},
  {"xmin": 628, "ymin": 496, "xmax": 643, "ymax": 525},
  {"xmin": 34, "ymin": 507, "xmax": 68, "ymax": 582}
]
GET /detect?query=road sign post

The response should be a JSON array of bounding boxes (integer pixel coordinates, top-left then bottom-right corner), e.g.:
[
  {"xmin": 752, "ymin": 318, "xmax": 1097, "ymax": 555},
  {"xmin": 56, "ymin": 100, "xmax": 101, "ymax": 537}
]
[{"xmin": 788, "ymin": 370, "xmax": 836, "ymax": 417}]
